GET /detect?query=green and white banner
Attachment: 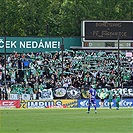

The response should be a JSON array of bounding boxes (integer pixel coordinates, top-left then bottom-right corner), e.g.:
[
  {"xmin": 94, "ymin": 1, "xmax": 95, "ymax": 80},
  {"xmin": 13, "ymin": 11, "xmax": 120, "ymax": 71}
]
[{"xmin": 0, "ymin": 37, "xmax": 81, "ymax": 53}]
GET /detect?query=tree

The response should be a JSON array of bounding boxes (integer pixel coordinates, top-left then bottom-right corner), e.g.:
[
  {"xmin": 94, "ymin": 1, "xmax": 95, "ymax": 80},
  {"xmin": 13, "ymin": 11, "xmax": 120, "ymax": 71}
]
[{"xmin": 0, "ymin": 0, "xmax": 132, "ymax": 36}]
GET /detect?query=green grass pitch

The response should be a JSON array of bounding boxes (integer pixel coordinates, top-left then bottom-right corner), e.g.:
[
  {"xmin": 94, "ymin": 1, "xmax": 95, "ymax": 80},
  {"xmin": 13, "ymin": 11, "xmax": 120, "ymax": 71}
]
[{"xmin": 0, "ymin": 108, "xmax": 133, "ymax": 133}]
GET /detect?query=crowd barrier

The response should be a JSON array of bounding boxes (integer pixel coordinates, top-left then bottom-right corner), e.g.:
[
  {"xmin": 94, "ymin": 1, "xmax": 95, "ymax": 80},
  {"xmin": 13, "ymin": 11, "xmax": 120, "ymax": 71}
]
[{"xmin": 7, "ymin": 87, "xmax": 133, "ymax": 101}]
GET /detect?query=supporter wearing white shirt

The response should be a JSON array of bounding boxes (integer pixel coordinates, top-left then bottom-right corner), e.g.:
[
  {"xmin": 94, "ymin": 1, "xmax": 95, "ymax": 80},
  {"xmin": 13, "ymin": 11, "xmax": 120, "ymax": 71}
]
[
  {"xmin": 7, "ymin": 87, "xmax": 11, "ymax": 100},
  {"xmin": 0, "ymin": 63, "xmax": 2, "ymax": 70},
  {"xmin": 90, "ymin": 70, "xmax": 99, "ymax": 78},
  {"xmin": 63, "ymin": 81, "xmax": 69, "ymax": 88},
  {"xmin": 36, "ymin": 59, "xmax": 42, "ymax": 65},
  {"xmin": 7, "ymin": 56, "xmax": 11, "ymax": 63},
  {"xmin": 67, "ymin": 76, "xmax": 72, "ymax": 86},
  {"xmin": 130, "ymin": 57, "xmax": 133, "ymax": 69}
]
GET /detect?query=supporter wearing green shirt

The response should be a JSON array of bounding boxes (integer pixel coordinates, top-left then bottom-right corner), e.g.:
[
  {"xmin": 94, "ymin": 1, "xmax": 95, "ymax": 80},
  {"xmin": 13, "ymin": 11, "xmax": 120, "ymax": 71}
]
[
  {"xmin": 123, "ymin": 74, "xmax": 130, "ymax": 81},
  {"xmin": 107, "ymin": 88, "xmax": 114, "ymax": 110},
  {"xmin": 26, "ymin": 85, "xmax": 34, "ymax": 95},
  {"xmin": 115, "ymin": 88, "xmax": 121, "ymax": 110}
]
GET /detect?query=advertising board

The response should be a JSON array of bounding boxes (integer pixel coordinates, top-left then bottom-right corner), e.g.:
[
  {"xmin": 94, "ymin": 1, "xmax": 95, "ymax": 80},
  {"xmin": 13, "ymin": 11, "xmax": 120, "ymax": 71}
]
[
  {"xmin": 78, "ymin": 99, "xmax": 133, "ymax": 108},
  {"xmin": 0, "ymin": 100, "xmax": 20, "ymax": 108},
  {"xmin": 20, "ymin": 99, "xmax": 77, "ymax": 108},
  {"xmin": 0, "ymin": 37, "xmax": 81, "ymax": 53}
]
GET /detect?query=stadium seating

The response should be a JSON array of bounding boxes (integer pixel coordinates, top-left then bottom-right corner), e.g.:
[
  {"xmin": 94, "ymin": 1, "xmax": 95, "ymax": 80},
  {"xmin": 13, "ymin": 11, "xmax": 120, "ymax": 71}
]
[{"xmin": 0, "ymin": 50, "xmax": 132, "ymax": 97}]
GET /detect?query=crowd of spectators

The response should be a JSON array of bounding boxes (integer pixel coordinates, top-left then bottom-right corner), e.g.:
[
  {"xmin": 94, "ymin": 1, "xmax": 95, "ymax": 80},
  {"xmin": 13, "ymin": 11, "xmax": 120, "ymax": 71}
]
[{"xmin": 0, "ymin": 50, "xmax": 133, "ymax": 100}]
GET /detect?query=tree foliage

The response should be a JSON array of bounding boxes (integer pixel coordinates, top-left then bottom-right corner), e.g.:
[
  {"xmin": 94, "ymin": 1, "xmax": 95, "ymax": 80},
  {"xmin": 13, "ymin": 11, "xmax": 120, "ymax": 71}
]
[{"xmin": 0, "ymin": 0, "xmax": 133, "ymax": 36}]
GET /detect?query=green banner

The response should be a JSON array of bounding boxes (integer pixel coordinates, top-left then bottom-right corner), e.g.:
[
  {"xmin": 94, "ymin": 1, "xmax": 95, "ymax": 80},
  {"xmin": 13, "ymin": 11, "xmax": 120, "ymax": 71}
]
[{"xmin": 0, "ymin": 37, "xmax": 81, "ymax": 53}]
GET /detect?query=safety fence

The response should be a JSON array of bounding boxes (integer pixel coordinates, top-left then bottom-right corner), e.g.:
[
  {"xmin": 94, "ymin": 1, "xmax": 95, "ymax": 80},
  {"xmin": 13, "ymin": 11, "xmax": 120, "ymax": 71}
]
[{"xmin": 6, "ymin": 87, "xmax": 133, "ymax": 101}]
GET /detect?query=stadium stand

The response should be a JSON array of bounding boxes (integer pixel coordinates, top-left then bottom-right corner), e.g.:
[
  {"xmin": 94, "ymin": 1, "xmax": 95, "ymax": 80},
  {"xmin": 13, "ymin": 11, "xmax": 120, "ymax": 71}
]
[{"xmin": 0, "ymin": 50, "xmax": 132, "ymax": 100}]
